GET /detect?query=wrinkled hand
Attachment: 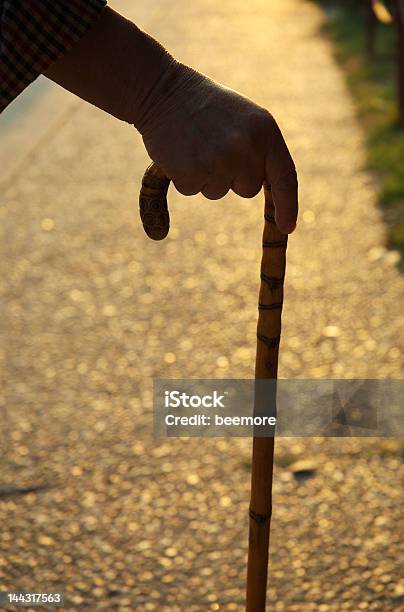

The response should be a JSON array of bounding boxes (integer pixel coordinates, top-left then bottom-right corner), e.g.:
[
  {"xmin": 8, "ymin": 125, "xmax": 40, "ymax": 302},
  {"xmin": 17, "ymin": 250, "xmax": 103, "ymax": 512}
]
[
  {"xmin": 42, "ymin": 4, "xmax": 297, "ymax": 233},
  {"xmin": 140, "ymin": 64, "xmax": 298, "ymax": 234}
]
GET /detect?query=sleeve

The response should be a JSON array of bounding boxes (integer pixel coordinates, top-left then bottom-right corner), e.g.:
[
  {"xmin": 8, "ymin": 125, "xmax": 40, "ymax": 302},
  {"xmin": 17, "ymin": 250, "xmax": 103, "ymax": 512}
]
[{"xmin": 0, "ymin": 0, "xmax": 107, "ymax": 113}]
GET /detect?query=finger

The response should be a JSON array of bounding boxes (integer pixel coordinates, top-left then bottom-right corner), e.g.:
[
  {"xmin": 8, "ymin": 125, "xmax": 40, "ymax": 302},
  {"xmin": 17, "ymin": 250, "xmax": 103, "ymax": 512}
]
[
  {"xmin": 231, "ymin": 174, "xmax": 263, "ymax": 199},
  {"xmin": 268, "ymin": 166, "xmax": 298, "ymax": 234},
  {"xmin": 172, "ymin": 177, "xmax": 202, "ymax": 196},
  {"xmin": 265, "ymin": 119, "xmax": 298, "ymax": 234},
  {"xmin": 201, "ymin": 179, "xmax": 231, "ymax": 200}
]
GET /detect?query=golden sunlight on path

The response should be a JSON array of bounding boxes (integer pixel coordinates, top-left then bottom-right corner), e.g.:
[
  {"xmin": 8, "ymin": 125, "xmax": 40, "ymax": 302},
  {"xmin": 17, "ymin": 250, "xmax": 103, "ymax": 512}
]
[{"xmin": 0, "ymin": 0, "xmax": 402, "ymax": 610}]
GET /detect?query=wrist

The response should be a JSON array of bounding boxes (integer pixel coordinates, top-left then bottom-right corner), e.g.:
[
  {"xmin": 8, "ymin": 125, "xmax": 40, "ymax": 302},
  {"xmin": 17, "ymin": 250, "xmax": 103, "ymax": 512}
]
[
  {"xmin": 134, "ymin": 62, "xmax": 209, "ymax": 135},
  {"xmin": 44, "ymin": 7, "xmax": 178, "ymax": 125}
]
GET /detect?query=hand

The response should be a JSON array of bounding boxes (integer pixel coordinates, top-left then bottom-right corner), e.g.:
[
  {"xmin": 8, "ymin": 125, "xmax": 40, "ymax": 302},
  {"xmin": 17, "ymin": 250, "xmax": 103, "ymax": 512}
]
[
  {"xmin": 43, "ymin": 6, "xmax": 297, "ymax": 233},
  {"xmin": 140, "ymin": 64, "xmax": 298, "ymax": 234}
]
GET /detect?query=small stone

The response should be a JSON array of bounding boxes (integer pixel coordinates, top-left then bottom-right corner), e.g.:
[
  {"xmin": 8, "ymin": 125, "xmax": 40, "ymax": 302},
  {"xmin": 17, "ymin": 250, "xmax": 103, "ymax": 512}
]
[
  {"xmin": 384, "ymin": 250, "xmax": 400, "ymax": 266},
  {"xmin": 322, "ymin": 325, "xmax": 340, "ymax": 338},
  {"xmin": 367, "ymin": 246, "xmax": 385, "ymax": 262},
  {"xmin": 289, "ymin": 459, "xmax": 317, "ymax": 474},
  {"xmin": 102, "ymin": 304, "xmax": 116, "ymax": 317},
  {"xmin": 186, "ymin": 474, "xmax": 200, "ymax": 485},
  {"xmin": 41, "ymin": 218, "xmax": 55, "ymax": 231},
  {"xmin": 220, "ymin": 496, "xmax": 232, "ymax": 508},
  {"xmin": 37, "ymin": 535, "xmax": 54, "ymax": 546},
  {"xmin": 164, "ymin": 352, "xmax": 176, "ymax": 364}
]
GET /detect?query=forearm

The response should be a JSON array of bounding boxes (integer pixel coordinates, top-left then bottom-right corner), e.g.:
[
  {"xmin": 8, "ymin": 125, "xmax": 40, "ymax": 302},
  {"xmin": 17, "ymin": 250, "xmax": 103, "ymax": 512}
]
[{"xmin": 44, "ymin": 6, "xmax": 177, "ymax": 129}]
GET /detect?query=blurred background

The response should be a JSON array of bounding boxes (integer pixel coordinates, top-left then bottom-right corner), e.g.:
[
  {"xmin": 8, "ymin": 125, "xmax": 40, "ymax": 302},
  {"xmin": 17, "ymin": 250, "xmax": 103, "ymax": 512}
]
[
  {"xmin": 0, "ymin": 0, "xmax": 403, "ymax": 610},
  {"xmin": 312, "ymin": 0, "xmax": 404, "ymax": 265}
]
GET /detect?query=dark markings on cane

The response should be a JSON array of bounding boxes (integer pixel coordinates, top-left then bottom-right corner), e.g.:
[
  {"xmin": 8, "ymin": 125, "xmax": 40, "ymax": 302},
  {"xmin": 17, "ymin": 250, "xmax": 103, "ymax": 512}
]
[
  {"xmin": 258, "ymin": 302, "xmax": 283, "ymax": 311},
  {"xmin": 263, "ymin": 239, "xmax": 288, "ymax": 248},
  {"xmin": 257, "ymin": 334, "xmax": 281, "ymax": 349},
  {"xmin": 260, "ymin": 273, "xmax": 284, "ymax": 290},
  {"xmin": 249, "ymin": 509, "xmax": 271, "ymax": 525}
]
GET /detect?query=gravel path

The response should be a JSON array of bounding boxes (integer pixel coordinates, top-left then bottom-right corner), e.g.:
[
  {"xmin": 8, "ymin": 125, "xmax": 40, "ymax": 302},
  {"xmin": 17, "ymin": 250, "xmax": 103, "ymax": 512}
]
[{"xmin": 0, "ymin": 0, "xmax": 402, "ymax": 610}]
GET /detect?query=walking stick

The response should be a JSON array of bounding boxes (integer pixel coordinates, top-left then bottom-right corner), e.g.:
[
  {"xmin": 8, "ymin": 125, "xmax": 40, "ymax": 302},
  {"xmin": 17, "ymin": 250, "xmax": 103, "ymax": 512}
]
[
  {"xmin": 246, "ymin": 184, "xmax": 287, "ymax": 611},
  {"xmin": 139, "ymin": 163, "xmax": 287, "ymax": 611}
]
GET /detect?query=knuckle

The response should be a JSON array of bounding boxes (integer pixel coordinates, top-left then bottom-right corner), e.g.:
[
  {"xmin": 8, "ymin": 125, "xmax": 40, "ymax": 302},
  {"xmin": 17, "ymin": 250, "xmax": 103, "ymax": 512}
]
[
  {"xmin": 280, "ymin": 165, "xmax": 298, "ymax": 189},
  {"xmin": 232, "ymin": 179, "xmax": 262, "ymax": 199},
  {"xmin": 272, "ymin": 153, "xmax": 297, "ymax": 185},
  {"xmin": 251, "ymin": 107, "xmax": 277, "ymax": 132},
  {"xmin": 262, "ymin": 111, "xmax": 282, "ymax": 147},
  {"xmin": 202, "ymin": 182, "xmax": 230, "ymax": 200},
  {"xmin": 261, "ymin": 108, "xmax": 278, "ymax": 128},
  {"xmin": 173, "ymin": 177, "xmax": 202, "ymax": 196}
]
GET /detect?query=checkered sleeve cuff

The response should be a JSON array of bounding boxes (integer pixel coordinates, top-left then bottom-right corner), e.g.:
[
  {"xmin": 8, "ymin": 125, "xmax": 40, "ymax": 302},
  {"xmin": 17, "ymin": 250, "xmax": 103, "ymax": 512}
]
[{"xmin": 0, "ymin": 0, "xmax": 107, "ymax": 112}]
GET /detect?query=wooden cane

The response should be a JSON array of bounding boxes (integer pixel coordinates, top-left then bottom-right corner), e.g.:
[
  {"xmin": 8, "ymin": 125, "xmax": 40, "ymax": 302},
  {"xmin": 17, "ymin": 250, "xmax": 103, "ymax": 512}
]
[
  {"xmin": 246, "ymin": 184, "xmax": 287, "ymax": 611},
  {"xmin": 139, "ymin": 163, "xmax": 287, "ymax": 611}
]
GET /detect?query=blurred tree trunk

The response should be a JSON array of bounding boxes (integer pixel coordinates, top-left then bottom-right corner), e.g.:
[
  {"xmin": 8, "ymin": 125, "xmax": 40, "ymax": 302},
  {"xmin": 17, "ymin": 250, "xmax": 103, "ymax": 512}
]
[
  {"xmin": 396, "ymin": 0, "xmax": 404, "ymax": 124},
  {"xmin": 366, "ymin": 0, "xmax": 378, "ymax": 57}
]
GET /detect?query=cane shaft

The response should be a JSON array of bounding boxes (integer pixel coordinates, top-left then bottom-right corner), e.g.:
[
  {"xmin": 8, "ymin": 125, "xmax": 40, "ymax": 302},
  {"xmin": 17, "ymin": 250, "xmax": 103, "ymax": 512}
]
[{"xmin": 246, "ymin": 185, "xmax": 287, "ymax": 611}]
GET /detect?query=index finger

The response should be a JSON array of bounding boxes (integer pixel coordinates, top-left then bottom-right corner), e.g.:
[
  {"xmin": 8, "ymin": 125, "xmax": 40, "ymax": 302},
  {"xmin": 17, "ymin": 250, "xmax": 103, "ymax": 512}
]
[{"xmin": 264, "ymin": 118, "xmax": 298, "ymax": 234}]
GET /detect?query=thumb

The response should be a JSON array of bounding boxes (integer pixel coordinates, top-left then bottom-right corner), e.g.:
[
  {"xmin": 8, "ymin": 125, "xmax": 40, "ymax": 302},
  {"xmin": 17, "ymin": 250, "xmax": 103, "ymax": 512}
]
[{"xmin": 265, "ymin": 118, "xmax": 298, "ymax": 234}]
